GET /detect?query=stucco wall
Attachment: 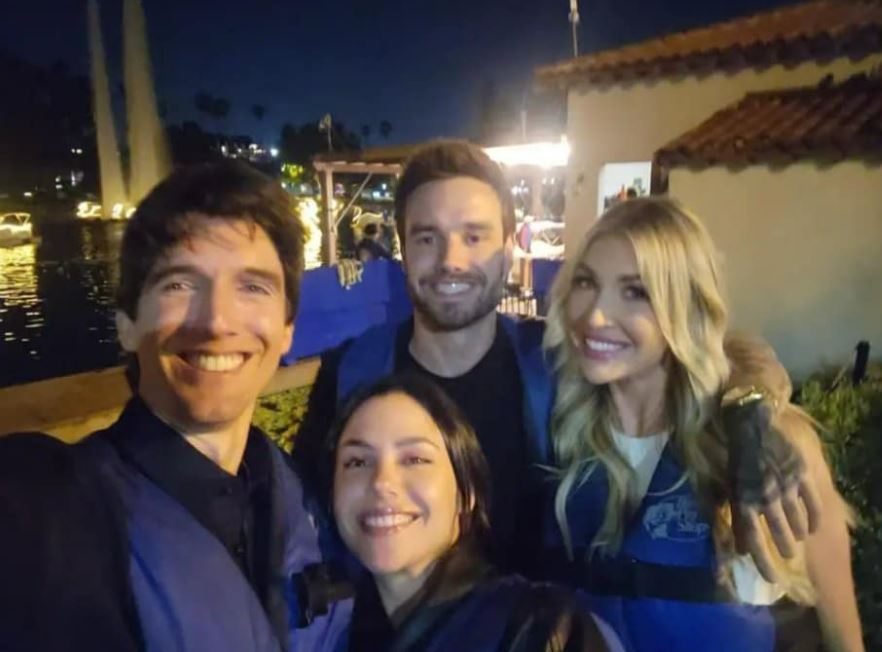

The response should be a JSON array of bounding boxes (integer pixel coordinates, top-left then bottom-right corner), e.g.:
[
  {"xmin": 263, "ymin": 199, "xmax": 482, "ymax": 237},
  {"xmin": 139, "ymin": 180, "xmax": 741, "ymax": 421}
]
[
  {"xmin": 563, "ymin": 55, "xmax": 882, "ymax": 250},
  {"xmin": 669, "ymin": 162, "xmax": 882, "ymax": 378}
]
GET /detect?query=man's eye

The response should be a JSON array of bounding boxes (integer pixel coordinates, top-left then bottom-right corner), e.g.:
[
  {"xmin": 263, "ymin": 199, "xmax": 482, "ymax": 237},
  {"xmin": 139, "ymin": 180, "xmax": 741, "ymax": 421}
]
[
  {"xmin": 161, "ymin": 280, "xmax": 191, "ymax": 293},
  {"xmin": 243, "ymin": 283, "xmax": 271, "ymax": 295}
]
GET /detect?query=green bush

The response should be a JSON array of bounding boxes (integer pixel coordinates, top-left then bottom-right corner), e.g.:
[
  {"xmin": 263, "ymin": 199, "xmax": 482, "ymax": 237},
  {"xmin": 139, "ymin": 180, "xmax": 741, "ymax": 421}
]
[
  {"xmin": 798, "ymin": 368, "xmax": 882, "ymax": 649},
  {"xmin": 254, "ymin": 386, "xmax": 312, "ymax": 454}
]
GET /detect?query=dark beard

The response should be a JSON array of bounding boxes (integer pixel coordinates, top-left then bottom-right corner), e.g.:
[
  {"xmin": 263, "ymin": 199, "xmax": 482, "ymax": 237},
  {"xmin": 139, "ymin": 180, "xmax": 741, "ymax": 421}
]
[{"xmin": 408, "ymin": 271, "xmax": 505, "ymax": 332}]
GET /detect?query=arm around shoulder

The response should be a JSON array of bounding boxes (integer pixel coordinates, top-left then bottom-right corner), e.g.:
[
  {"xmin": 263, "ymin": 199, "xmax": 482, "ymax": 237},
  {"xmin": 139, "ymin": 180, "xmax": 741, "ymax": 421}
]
[
  {"xmin": 289, "ymin": 345, "xmax": 345, "ymax": 492},
  {"xmin": 0, "ymin": 432, "xmax": 141, "ymax": 651},
  {"xmin": 783, "ymin": 411, "xmax": 865, "ymax": 652}
]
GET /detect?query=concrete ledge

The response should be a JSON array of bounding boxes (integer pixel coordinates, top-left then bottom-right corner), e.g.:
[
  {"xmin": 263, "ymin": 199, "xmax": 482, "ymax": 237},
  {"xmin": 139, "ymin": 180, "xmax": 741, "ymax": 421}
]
[{"xmin": 0, "ymin": 358, "xmax": 320, "ymax": 443}]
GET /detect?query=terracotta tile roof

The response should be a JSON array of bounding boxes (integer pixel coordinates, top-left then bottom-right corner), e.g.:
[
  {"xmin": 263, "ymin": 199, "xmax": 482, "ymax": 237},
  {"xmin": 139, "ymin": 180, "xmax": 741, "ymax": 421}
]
[
  {"xmin": 536, "ymin": 1, "xmax": 882, "ymax": 88},
  {"xmin": 654, "ymin": 72, "xmax": 882, "ymax": 168}
]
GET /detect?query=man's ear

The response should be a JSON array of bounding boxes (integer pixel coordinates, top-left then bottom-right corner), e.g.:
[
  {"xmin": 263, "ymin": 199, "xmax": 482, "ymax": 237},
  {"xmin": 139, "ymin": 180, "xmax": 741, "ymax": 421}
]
[
  {"xmin": 282, "ymin": 322, "xmax": 295, "ymax": 356},
  {"xmin": 115, "ymin": 310, "xmax": 139, "ymax": 352}
]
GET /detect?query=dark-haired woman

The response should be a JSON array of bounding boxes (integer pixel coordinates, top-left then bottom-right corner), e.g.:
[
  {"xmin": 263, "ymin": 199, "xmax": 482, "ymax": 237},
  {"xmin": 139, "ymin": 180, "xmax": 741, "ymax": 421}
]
[{"xmin": 326, "ymin": 373, "xmax": 621, "ymax": 652}]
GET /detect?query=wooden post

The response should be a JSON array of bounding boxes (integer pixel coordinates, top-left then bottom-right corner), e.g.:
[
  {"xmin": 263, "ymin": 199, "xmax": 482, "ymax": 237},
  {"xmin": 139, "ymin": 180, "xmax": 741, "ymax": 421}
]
[{"xmin": 320, "ymin": 167, "xmax": 336, "ymax": 265}]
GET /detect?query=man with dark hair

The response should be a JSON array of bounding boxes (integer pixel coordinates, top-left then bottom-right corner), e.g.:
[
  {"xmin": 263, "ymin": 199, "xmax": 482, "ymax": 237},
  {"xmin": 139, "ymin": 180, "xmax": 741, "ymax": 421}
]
[
  {"xmin": 294, "ymin": 139, "xmax": 822, "ymax": 581},
  {"xmin": 297, "ymin": 140, "xmax": 553, "ymax": 572},
  {"xmin": 0, "ymin": 161, "xmax": 349, "ymax": 651}
]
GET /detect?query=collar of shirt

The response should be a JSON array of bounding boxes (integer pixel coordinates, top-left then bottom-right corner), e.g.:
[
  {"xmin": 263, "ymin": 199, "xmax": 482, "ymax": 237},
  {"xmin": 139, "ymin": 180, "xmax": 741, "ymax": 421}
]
[
  {"xmin": 349, "ymin": 542, "xmax": 495, "ymax": 652},
  {"xmin": 395, "ymin": 314, "xmax": 511, "ymax": 379}
]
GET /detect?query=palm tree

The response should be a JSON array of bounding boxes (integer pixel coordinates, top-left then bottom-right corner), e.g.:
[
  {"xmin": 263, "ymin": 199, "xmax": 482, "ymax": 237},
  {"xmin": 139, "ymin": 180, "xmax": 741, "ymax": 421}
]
[
  {"xmin": 194, "ymin": 91, "xmax": 214, "ymax": 120},
  {"xmin": 252, "ymin": 104, "xmax": 267, "ymax": 121},
  {"xmin": 379, "ymin": 120, "xmax": 392, "ymax": 140},
  {"xmin": 360, "ymin": 123, "xmax": 371, "ymax": 146}
]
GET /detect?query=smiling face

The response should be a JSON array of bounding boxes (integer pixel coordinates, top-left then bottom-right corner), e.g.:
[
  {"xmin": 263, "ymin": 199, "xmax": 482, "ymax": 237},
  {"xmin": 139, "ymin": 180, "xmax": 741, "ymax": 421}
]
[
  {"xmin": 566, "ymin": 235, "xmax": 668, "ymax": 388},
  {"xmin": 116, "ymin": 217, "xmax": 293, "ymax": 433},
  {"xmin": 402, "ymin": 177, "xmax": 512, "ymax": 332},
  {"xmin": 332, "ymin": 391, "xmax": 461, "ymax": 581}
]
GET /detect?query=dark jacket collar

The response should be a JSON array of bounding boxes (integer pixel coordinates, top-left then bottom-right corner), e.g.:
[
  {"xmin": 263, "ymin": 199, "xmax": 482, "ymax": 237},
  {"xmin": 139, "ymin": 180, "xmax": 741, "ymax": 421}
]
[{"xmin": 350, "ymin": 542, "xmax": 495, "ymax": 652}]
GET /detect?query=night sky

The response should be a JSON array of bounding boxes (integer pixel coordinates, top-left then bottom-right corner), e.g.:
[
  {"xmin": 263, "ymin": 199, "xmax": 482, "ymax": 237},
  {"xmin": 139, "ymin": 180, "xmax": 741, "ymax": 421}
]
[{"xmin": 3, "ymin": 0, "xmax": 797, "ymax": 146}]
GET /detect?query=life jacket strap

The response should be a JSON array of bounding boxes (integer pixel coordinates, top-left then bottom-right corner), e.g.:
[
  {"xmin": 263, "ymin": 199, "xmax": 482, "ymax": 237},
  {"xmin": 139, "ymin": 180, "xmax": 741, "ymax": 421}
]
[{"xmin": 547, "ymin": 552, "xmax": 734, "ymax": 603}]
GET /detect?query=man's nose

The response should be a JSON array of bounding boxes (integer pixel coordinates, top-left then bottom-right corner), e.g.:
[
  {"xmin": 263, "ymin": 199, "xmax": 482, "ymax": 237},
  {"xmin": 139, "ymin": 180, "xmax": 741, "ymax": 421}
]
[
  {"xmin": 190, "ymin": 282, "xmax": 237, "ymax": 335},
  {"xmin": 439, "ymin": 234, "xmax": 470, "ymax": 272}
]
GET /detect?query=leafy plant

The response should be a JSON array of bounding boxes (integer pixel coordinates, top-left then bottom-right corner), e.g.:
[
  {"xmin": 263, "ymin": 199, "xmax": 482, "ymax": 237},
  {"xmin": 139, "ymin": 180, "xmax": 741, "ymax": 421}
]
[
  {"xmin": 254, "ymin": 386, "xmax": 312, "ymax": 454},
  {"xmin": 797, "ymin": 367, "xmax": 882, "ymax": 649}
]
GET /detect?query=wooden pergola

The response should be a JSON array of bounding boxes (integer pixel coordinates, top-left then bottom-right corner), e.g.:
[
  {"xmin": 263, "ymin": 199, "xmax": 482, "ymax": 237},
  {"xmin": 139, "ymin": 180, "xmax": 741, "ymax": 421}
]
[
  {"xmin": 312, "ymin": 143, "xmax": 420, "ymax": 265},
  {"xmin": 311, "ymin": 138, "xmax": 571, "ymax": 264}
]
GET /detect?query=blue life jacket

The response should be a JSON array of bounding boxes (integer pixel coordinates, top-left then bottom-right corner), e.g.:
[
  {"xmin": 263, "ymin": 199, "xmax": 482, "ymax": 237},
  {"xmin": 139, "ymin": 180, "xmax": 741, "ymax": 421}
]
[
  {"xmin": 335, "ymin": 315, "xmax": 554, "ymax": 465},
  {"xmin": 544, "ymin": 443, "xmax": 777, "ymax": 652},
  {"xmin": 80, "ymin": 432, "xmax": 352, "ymax": 652},
  {"xmin": 337, "ymin": 570, "xmax": 617, "ymax": 652}
]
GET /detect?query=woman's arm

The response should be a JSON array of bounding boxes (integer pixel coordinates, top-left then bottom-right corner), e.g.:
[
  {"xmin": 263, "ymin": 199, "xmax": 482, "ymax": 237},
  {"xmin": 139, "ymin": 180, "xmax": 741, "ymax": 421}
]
[{"xmin": 784, "ymin": 411, "xmax": 864, "ymax": 652}]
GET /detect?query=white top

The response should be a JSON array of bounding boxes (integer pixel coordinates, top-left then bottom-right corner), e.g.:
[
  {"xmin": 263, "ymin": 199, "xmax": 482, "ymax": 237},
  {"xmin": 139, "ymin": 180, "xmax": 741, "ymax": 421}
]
[{"xmin": 609, "ymin": 429, "xmax": 785, "ymax": 606}]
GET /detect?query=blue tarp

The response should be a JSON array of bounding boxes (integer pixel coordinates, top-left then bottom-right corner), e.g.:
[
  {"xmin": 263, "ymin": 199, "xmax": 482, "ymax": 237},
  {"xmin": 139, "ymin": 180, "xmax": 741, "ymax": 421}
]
[{"xmin": 283, "ymin": 259, "xmax": 411, "ymax": 363}]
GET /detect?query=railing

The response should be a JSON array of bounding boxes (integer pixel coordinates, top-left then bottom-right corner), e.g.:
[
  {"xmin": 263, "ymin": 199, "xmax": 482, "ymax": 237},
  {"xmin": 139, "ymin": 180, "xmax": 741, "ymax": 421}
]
[
  {"xmin": 499, "ymin": 282, "xmax": 538, "ymax": 318},
  {"xmin": 0, "ymin": 358, "xmax": 320, "ymax": 443}
]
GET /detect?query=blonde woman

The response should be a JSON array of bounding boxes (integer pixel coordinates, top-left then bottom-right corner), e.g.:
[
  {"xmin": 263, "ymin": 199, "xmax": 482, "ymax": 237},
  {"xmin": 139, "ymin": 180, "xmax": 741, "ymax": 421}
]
[{"xmin": 541, "ymin": 198, "xmax": 862, "ymax": 652}]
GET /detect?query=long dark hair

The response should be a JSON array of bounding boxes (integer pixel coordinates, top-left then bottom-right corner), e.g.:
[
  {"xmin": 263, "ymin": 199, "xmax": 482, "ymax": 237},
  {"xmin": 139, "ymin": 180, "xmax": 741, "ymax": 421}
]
[{"xmin": 324, "ymin": 373, "xmax": 492, "ymax": 547}]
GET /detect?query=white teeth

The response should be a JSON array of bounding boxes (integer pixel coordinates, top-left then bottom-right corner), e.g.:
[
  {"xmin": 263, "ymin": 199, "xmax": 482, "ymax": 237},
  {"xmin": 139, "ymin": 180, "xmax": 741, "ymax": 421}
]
[
  {"xmin": 363, "ymin": 513, "xmax": 416, "ymax": 528},
  {"xmin": 435, "ymin": 282, "xmax": 470, "ymax": 295},
  {"xmin": 585, "ymin": 339, "xmax": 625, "ymax": 352},
  {"xmin": 191, "ymin": 353, "xmax": 245, "ymax": 372}
]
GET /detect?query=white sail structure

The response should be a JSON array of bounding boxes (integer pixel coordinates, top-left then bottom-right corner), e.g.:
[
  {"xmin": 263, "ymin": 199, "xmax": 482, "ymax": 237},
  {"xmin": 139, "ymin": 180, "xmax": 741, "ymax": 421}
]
[
  {"xmin": 87, "ymin": 0, "xmax": 127, "ymax": 216},
  {"xmin": 123, "ymin": 0, "xmax": 170, "ymax": 205},
  {"xmin": 87, "ymin": 0, "xmax": 170, "ymax": 217}
]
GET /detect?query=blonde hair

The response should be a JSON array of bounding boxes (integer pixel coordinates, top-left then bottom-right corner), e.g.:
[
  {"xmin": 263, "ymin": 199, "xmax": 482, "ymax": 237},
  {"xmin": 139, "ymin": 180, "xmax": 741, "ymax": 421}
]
[{"xmin": 544, "ymin": 197, "xmax": 813, "ymax": 602}]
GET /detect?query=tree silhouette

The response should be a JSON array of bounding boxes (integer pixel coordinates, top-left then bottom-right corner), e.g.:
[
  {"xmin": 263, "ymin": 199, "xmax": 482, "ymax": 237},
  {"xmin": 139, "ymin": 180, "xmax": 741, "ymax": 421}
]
[
  {"xmin": 0, "ymin": 52, "xmax": 97, "ymax": 193},
  {"xmin": 379, "ymin": 120, "xmax": 392, "ymax": 140},
  {"xmin": 212, "ymin": 97, "xmax": 230, "ymax": 121},
  {"xmin": 194, "ymin": 91, "xmax": 214, "ymax": 119},
  {"xmin": 280, "ymin": 120, "xmax": 361, "ymax": 165},
  {"xmin": 194, "ymin": 92, "xmax": 230, "ymax": 121},
  {"xmin": 252, "ymin": 104, "xmax": 267, "ymax": 121},
  {"xmin": 360, "ymin": 123, "xmax": 371, "ymax": 146}
]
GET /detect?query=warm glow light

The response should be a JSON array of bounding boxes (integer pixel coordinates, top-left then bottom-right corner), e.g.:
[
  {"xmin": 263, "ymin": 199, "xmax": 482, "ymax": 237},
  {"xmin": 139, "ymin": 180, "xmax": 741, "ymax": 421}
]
[
  {"xmin": 294, "ymin": 197, "xmax": 323, "ymax": 269},
  {"xmin": 77, "ymin": 201, "xmax": 103, "ymax": 218},
  {"xmin": 484, "ymin": 137, "xmax": 570, "ymax": 169}
]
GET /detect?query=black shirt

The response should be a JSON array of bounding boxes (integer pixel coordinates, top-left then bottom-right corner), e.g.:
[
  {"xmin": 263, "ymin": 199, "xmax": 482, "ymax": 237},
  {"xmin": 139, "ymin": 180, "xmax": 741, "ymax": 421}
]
[{"xmin": 295, "ymin": 316, "xmax": 532, "ymax": 572}]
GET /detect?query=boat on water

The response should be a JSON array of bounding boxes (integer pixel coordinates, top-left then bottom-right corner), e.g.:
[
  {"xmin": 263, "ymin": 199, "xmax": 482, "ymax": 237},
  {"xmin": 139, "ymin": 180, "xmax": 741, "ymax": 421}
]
[{"xmin": 0, "ymin": 213, "xmax": 36, "ymax": 247}]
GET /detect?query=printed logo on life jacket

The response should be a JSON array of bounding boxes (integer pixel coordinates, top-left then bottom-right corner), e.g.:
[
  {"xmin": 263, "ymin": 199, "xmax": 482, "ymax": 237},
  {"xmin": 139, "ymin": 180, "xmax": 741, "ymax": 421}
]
[{"xmin": 643, "ymin": 495, "xmax": 710, "ymax": 542}]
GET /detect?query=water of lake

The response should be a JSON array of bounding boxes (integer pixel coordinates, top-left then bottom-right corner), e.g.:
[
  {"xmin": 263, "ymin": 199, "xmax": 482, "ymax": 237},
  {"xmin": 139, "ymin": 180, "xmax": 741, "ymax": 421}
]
[{"xmin": 0, "ymin": 220, "xmax": 126, "ymax": 388}]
